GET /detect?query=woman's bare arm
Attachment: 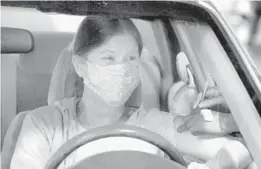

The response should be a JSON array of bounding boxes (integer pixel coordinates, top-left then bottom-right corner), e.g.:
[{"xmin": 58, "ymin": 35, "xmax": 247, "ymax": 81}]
[
  {"xmin": 174, "ymin": 115, "xmax": 239, "ymax": 161},
  {"xmin": 142, "ymin": 108, "xmax": 238, "ymax": 161}
]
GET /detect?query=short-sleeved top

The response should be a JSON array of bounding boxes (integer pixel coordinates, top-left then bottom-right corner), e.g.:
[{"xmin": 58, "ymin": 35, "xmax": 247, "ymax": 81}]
[{"xmin": 10, "ymin": 97, "xmax": 178, "ymax": 169}]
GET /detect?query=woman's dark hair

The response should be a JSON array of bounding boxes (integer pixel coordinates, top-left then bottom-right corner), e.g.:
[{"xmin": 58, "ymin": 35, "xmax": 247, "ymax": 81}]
[{"xmin": 72, "ymin": 16, "xmax": 143, "ymax": 56}]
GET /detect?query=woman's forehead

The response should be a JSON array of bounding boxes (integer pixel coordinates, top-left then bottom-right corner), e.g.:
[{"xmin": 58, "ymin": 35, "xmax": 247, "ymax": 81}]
[{"xmin": 91, "ymin": 34, "xmax": 139, "ymax": 56}]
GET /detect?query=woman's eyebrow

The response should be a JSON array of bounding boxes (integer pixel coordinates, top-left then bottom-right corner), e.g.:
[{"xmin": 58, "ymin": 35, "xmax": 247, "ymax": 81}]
[{"xmin": 100, "ymin": 49, "xmax": 116, "ymax": 55}]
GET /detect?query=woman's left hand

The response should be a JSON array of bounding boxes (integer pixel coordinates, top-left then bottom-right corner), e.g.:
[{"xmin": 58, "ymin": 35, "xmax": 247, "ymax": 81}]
[
  {"xmin": 177, "ymin": 87, "xmax": 239, "ymax": 135},
  {"xmin": 177, "ymin": 109, "xmax": 239, "ymax": 135}
]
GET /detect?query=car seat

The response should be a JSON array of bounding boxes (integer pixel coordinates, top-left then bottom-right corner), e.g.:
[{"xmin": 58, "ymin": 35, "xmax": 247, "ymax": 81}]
[
  {"xmin": 168, "ymin": 52, "xmax": 198, "ymax": 116},
  {"xmin": 1, "ymin": 32, "xmax": 74, "ymax": 169},
  {"xmin": 1, "ymin": 111, "xmax": 29, "ymax": 169},
  {"xmin": 168, "ymin": 52, "xmax": 229, "ymax": 116}
]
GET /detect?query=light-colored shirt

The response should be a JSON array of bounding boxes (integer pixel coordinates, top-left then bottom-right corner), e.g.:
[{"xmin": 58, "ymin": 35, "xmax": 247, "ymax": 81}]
[{"xmin": 10, "ymin": 97, "xmax": 178, "ymax": 169}]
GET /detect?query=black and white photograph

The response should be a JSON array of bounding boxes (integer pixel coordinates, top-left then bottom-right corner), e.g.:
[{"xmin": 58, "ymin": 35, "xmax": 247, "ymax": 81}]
[{"xmin": 1, "ymin": 1, "xmax": 261, "ymax": 169}]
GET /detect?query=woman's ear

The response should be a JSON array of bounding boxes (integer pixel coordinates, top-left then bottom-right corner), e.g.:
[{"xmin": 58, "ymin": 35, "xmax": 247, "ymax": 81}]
[{"xmin": 72, "ymin": 55, "xmax": 85, "ymax": 77}]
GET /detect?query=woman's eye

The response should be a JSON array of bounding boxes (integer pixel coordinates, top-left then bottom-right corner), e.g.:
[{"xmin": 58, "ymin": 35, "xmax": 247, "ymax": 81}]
[
  {"xmin": 126, "ymin": 56, "xmax": 137, "ymax": 61},
  {"xmin": 102, "ymin": 56, "xmax": 115, "ymax": 61}
]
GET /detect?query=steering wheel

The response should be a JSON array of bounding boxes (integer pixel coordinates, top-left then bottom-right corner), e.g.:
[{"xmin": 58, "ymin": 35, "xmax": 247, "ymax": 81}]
[{"xmin": 44, "ymin": 124, "xmax": 187, "ymax": 169}]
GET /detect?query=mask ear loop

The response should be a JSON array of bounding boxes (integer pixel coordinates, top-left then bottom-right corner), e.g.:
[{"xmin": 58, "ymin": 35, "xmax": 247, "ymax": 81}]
[{"xmin": 71, "ymin": 53, "xmax": 85, "ymax": 99}]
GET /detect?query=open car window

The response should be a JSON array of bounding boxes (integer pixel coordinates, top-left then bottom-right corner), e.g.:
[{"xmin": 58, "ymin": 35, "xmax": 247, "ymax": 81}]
[
  {"xmin": 170, "ymin": 19, "xmax": 261, "ymax": 114},
  {"xmin": 169, "ymin": 17, "xmax": 261, "ymax": 163}
]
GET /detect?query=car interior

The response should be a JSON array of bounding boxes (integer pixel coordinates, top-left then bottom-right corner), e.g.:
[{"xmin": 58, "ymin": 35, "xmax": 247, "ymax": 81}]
[
  {"xmin": 1, "ymin": 7, "xmax": 183, "ymax": 163},
  {"xmin": 1, "ymin": 1, "xmax": 261, "ymax": 169}
]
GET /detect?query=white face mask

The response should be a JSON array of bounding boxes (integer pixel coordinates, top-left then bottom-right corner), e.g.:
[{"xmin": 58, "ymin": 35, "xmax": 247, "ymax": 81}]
[{"xmin": 77, "ymin": 61, "xmax": 141, "ymax": 107}]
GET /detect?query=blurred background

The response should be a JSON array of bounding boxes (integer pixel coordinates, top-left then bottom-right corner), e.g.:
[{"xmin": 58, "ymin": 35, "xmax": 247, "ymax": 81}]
[{"xmin": 212, "ymin": 0, "xmax": 261, "ymax": 69}]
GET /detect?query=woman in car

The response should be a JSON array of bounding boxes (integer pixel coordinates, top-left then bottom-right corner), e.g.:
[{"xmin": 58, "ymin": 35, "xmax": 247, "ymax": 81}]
[{"xmin": 10, "ymin": 16, "xmax": 253, "ymax": 169}]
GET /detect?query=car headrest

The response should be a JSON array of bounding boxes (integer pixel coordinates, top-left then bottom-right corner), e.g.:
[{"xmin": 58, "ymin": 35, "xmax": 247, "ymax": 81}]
[
  {"xmin": 176, "ymin": 52, "xmax": 190, "ymax": 83},
  {"xmin": 1, "ymin": 27, "xmax": 34, "ymax": 53}
]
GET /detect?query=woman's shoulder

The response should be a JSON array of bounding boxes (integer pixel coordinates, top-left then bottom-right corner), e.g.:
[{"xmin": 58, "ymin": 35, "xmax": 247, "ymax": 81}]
[
  {"xmin": 16, "ymin": 97, "xmax": 78, "ymax": 152},
  {"xmin": 27, "ymin": 104, "xmax": 60, "ymax": 124},
  {"xmin": 25, "ymin": 97, "xmax": 77, "ymax": 127}
]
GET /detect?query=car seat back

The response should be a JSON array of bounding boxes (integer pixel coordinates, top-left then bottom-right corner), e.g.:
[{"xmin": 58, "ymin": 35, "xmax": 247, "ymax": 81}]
[
  {"xmin": 1, "ymin": 111, "xmax": 29, "ymax": 169},
  {"xmin": 17, "ymin": 32, "xmax": 74, "ymax": 112},
  {"xmin": 1, "ymin": 32, "xmax": 73, "ymax": 169},
  {"xmin": 168, "ymin": 52, "xmax": 197, "ymax": 115},
  {"xmin": 1, "ymin": 54, "xmax": 19, "ymax": 148}
]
